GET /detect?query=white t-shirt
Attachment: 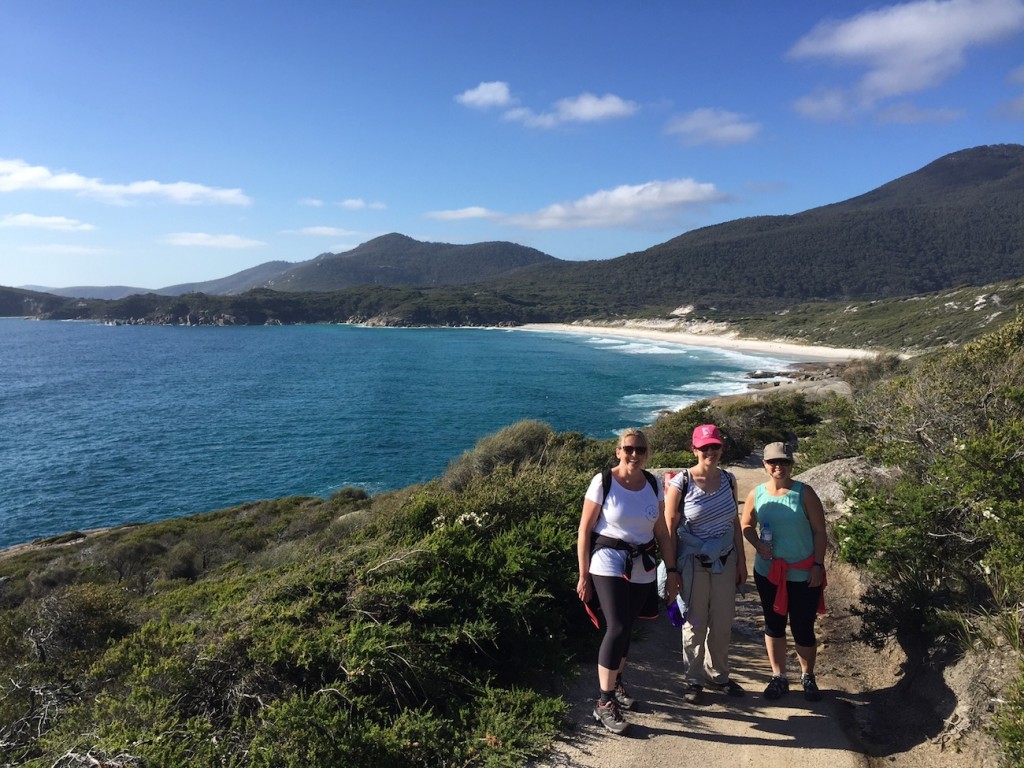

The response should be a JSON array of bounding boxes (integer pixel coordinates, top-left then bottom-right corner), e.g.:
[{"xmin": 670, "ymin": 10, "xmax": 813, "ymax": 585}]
[{"xmin": 585, "ymin": 471, "xmax": 664, "ymax": 583}]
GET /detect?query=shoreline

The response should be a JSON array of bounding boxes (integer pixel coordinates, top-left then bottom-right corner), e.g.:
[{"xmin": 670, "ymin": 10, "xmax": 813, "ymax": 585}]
[{"xmin": 515, "ymin": 322, "xmax": 877, "ymax": 363}]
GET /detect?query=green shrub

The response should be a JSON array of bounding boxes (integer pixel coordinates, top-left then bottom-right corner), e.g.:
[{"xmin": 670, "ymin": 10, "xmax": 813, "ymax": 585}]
[
  {"xmin": 840, "ymin": 353, "xmax": 905, "ymax": 392},
  {"xmin": 836, "ymin": 313, "xmax": 1024, "ymax": 656},
  {"xmin": 441, "ymin": 420, "xmax": 554, "ymax": 492},
  {"xmin": 647, "ymin": 392, "xmax": 823, "ymax": 465},
  {"xmin": 993, "ymin": 664, "xmax": 1024, "ymax": 768}
]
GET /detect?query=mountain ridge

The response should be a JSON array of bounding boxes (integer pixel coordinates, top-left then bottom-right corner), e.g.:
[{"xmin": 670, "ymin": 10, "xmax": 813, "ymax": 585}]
[{"xmin": 7, "ymin": 143, "xmax": 1024, "ymax": 326}]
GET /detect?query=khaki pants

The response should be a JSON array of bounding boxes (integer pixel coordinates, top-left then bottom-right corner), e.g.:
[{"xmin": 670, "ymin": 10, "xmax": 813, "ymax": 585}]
[{"xmin": 682, "ymin": 548, "xmax": 737, "ymax": 686}]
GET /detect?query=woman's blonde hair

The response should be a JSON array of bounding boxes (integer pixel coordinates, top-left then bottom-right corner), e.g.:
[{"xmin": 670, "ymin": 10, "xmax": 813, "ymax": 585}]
[{"xmin": 618, "ymin": 427, "xmax": 649, "ymax": 449}]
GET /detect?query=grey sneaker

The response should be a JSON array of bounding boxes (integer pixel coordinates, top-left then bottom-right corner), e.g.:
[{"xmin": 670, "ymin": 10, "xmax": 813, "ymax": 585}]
[
  {"xmin": 593, "ymin": 698, "xmax": 629, "ymax": 734},
  {"xmin": 801, "ymin": 673, "xmax": 822, "ymax": 702},
  {"xmin": 721, "ymin": 679, "xmax": 745, "ymax": 698},
  {"xmin": 764, "ymin": 675, "xmax": 789, "ymax": 700},
  {"xmin": 683, "ymin": 682, "xmax": 703, "ymax": 703},
  {"xmin": 613, "ymin": 679, "xmax": 635, "ymax": 710}
]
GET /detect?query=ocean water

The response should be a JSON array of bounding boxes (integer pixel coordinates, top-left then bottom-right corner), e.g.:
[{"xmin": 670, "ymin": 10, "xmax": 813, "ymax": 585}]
[{"xmin": 0, "ymin": 319, "xmax": 797, "ymax": 549}]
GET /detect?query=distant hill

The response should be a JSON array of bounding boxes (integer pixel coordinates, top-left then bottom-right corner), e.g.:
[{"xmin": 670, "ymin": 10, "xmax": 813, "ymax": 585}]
[
  {"xmin": 484, "ymin": 143, "xmax": 1024, "ymax": 313},
  {"xmin": 18, "ymin": 285, "xmax": 155, "ymax": 300},
  {"xmin": 17, "ymin": 235, "xmax": 559, "ymax": 298},
  {"xmin": 157, "ymin": 260, "xmax": 296, "ymax": 296},
  {"xmin": 257, "ymin": 233, "xmax": 559, "ymax": 292},
  {"xmin": 7, "ymin": 144, "xmax": 1024, "ymax": 331},
  {"xmin": 0, "ymin": 286, "xmax": 76, "ymax": 316}
]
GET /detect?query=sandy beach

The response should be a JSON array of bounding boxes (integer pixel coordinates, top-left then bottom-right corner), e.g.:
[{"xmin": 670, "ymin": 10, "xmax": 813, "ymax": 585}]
[{"xmin": 516, "ymin": 322, "xmax": 876, "ymax": 363}]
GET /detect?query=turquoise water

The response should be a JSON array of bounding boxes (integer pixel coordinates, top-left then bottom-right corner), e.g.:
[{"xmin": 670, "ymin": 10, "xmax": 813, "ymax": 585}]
[{"xmin": 0, "ymin": 319, "xmax": 796, "ymax": 549}]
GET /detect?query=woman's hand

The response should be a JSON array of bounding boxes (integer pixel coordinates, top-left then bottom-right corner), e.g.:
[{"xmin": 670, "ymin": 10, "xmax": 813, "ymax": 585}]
[
  {"xmin": 736, "ymin": 559, "xmax": 748, "ymax": 586},
  {"xmin": 665, "ymin": 571, "xmax": 682, "ymax": 601},
  {"xmin": 808, "ymin": 564, "xmax": 824, "ymax": 588},
  {"xmin": 577, "ymin": 574, "xmax": 592, "ymax": 602},
  {"xmin": 754, "ymin": 541, "xmax": 773, "ymax": 559}
]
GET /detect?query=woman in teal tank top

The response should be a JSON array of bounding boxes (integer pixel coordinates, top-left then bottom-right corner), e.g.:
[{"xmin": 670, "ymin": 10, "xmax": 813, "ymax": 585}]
[{"xmin": 741, "ymin": 442, "xmax": 827, "ymax": 703}]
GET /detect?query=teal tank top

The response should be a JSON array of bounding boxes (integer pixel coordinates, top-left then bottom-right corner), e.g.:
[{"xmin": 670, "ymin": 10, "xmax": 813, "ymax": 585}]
[{"xmin": 752, "ymin": 481, "xmax": 814, "ymax": 582}]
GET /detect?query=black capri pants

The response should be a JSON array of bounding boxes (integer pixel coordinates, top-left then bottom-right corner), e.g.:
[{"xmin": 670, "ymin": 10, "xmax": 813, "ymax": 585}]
[
  {"xmin": 590, "ymin": 574, "xmax": 651, "ymax": 670},
  {"xmin": 754, "ymin": 570, "xmax": 822, "ymax": 648}
]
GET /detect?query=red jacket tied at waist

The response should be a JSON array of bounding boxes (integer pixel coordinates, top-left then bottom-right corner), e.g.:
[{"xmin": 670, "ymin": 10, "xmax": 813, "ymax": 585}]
[{"xmin": 766, "ymin": 553, "xmax": 826, "ymax": 616}]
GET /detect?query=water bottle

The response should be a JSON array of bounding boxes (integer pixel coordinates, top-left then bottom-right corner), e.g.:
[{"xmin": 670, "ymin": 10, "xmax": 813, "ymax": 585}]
[
  {"xmin": 761, "ymin": 522, "xmax": 773, "ymax": 557},
  {"xmin": 667, "ymin": 595, "xmax": 687, "ymax": 628}
]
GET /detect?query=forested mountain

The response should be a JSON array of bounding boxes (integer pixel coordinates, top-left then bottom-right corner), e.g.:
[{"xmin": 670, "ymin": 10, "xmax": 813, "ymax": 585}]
[
  {"xmin": 15, "ymin": 236, "xmax": 557, "ymax": 299},
  {"xmin": 18, "ymin": 285, "xmax": 155, "ymax": 300},
  {"xmin": 0, "ymin": 286, "xmax": 72, "ymax": 317},
  {"xmin": 259, "ymin": 233, "xmax": 559, "ymax": 291},
  {"xmin": 483, "ymin": 144, "xmax": 1024, "ymax": 313},
  {"xmin": 5, "ymin": 144, "xmax": 1023, "ymax": 324},
  {"xmin": 158, "ymin": 260, "xmax": 295, "ymax": 296}
]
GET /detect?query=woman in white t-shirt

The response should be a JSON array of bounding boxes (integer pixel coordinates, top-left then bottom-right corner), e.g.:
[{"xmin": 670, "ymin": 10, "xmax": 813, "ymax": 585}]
[{"xmin": 576, "ymin": 428, "xmax": 678, "ymax": 734}]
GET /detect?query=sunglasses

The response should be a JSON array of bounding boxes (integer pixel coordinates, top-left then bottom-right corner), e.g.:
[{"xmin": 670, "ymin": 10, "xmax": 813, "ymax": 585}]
[
  {"xmin": 697, "ymin": 444, "xmax": 722, "ymax": 451},
  {"xmin": 619, "ymin": 445, "xmax": 648, "ymax": 455},
  {"xmin": 765, "ymin": 459, "xmax": 793, "ymax": 466}
]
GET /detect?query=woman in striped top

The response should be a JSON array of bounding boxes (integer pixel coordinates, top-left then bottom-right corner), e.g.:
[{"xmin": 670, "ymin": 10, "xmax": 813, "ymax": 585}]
[{"xmin": 664, "ymin": 424, "xmax": 748, "ymax": 704}]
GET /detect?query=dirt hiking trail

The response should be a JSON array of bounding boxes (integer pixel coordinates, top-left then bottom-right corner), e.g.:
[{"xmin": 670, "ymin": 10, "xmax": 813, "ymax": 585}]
[{"xmin": 535, "ymin": 464, "xmax": 970, "ymax": 768}]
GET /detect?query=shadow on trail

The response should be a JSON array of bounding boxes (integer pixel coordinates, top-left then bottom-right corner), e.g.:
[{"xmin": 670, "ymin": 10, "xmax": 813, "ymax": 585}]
[{"xmin": 540, "ymin": 580, "xmax": 954, "ymax": 767}]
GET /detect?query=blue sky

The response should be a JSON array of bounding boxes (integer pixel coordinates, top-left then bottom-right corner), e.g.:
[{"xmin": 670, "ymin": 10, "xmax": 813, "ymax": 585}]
[{"xmin": 2, "ymin": 0, "xmax": 1023, "ymax": 289}]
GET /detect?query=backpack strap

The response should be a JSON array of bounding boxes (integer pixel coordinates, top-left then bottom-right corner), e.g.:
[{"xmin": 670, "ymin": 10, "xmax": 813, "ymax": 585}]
[
  {"xmin": 724, "ymin": 469, "xmax": 737, "ymax": 501},
  {"xmin": 601, "ymin": 467, "xmax": 659, "ymax": 505}
]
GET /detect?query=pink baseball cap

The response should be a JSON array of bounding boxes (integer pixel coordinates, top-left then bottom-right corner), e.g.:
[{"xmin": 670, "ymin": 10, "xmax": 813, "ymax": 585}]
[{"xmin": 692, "ymin": 424, "xmax": 723, "ymax": 448}]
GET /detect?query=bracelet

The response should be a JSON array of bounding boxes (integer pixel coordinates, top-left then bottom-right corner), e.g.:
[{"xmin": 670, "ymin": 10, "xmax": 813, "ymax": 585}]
[{"xmin": 665, "ymin": 567, "xmax": 679, "ymax": 574}]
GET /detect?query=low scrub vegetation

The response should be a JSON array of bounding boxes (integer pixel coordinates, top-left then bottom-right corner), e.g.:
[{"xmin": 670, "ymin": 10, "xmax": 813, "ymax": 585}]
[{"xmin": 3, "ymin": 314, "xmax": 1024, "ymax": 765}]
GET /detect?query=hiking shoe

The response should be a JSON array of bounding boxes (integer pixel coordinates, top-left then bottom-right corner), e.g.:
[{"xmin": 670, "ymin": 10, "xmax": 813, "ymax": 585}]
[
  {"xmin": 721, "ymin": 679, "xmax": 745, "ymax": 698},
  {"xmin": 801, "ymin": 673, "xmax": 822, "ymax": 702},
  {"xmin": 682, "ymin": 682, "xmax": 703, "ymax": 704},
  {"xmin": 593, "ymin": 698, "xmax": 629, "ymax": 734},
  {"xmin": 613, "ymin": 679, "xmax": 635, "ymax": 710},
  {"xmin": 763, "ymin": 675, "xmax": 789, "ymax": 700}
]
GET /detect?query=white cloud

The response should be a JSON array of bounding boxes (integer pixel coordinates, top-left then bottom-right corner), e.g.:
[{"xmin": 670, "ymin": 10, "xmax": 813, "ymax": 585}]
[
  {"xmin": 424, "ymin": 206, "xmax": 498, "ymax": 221},
  {"xmin": 163, "ymin": 233, "xmax": 265, "ymax": 248},
  {"xmin": 504, "ymin": 92, "xmax": 639, "ymax": 128},
  {"xmin": 665, "ymin": 108, "xmax": 761, "ymax": 145},
  {"xmin": 339, "ymin": 198, "xmax": 387, "ymax": 210},
  {"xmin": 299, "ymin": 197, "xmax": 324, "ymax": 207},
  {"xmin": 456, "ymin": 81, "xmax": 516, "ymax": 109},
  {"xmin": 458, "ymin": 82, "xmax": 638, "ymax": 128},
  {"xmin": 552, "ymin": 93, "xmax": 639, "ymax": 122},
  {"xmin": 0, "ymin": 213, "xmax": 95, "ymax": 231},
  {"xmin": 998, "ymin": 92, "xmax": 1024, "ymax": 117},
  {"xmin": 0, "ymin": 158, "xmax": 251, "ymax": 205},
  {"xmin": 876, "ymin": 102, "xmax": 963, "ymax": 123},
  {"xmin": 789, "ymin": 0, "xmax": 1024, "ymax": 119},
  {"xmin": 293, "ymin": 226, "xmax": 362, "ymax": 237},
  {"xmin": 510, "ymin": 179, "xmax": 727, "ymax": 230},
  {"xmin": 1010, "ymin": 64, "xmax": 1024, "ymax": 84},
  {"xmin": 19, "ymin": 244, "xmax": 106, "ymax": 255},
  {"xmin": 793, "ymin": 87, "xmax": 853, "ymax": 121}
]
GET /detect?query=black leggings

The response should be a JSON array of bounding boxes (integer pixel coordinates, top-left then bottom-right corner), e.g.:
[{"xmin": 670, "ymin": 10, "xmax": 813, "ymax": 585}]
[
  {"xmin": 591, "ymin": 575, "xmax": 650, "ymax": 670},
  {"xmin": 754, "ymin": 570, "xmax": 821, "ymax": 648}
]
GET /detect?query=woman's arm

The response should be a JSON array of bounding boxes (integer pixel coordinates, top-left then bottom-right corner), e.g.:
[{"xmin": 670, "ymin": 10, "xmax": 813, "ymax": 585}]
[
  {"xmin": 577, "ymin": 499, "xmax": 602, "ymax": 602},
  {"xmin": 741, "ymin": 488, "xmax": 770, "ymax": 558},
  {"xmin": 664, "ymin": 483, "xmax": 682, "ymax": 533},
  {"xmin": 730, "ymin": 475, "xmax": 748, "ymax": 584},
  {"xmin": 653, "ymin": 497, "xmax": 681, "ymax": 599},
  {"xmin": 803, "ymin": 484, "xmax": 828, "ymax": 588}
]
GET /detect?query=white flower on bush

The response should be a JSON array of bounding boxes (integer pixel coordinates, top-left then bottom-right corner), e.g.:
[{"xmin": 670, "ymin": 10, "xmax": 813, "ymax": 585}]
[{"xmin": 456, "ymin": 511, "xmax": 485, "ymax": 528}]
